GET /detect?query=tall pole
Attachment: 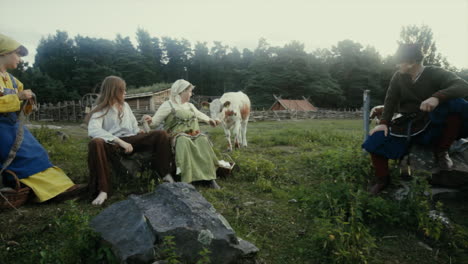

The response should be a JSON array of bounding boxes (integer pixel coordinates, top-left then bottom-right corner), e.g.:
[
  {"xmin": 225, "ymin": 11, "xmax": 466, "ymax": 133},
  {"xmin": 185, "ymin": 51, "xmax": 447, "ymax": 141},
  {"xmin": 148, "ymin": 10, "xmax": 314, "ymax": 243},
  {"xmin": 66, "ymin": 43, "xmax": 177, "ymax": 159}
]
[
  {"xmin": 183, "ymin": 67, "xmax": 188, "ymax": 80},
  {"xmin": 363, "ymin": 90, "xmax": 370, "ymax": 140}
]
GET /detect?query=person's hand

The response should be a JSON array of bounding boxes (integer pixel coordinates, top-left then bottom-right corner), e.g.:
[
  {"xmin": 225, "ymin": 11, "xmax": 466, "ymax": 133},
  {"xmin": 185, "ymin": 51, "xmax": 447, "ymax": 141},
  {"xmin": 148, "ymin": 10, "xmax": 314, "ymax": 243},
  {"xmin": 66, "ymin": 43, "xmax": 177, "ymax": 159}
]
[
  {"xmin": 420, "ymin": 97, "xmax": 439, "ymax": 112},
  {"xmin": 208, "ymin": 119, "xmax": 218, "ymax": 127},
  {"xmin": 142, "ymin": 114, "xmax": 152, "ymax": 124},
  {"xmin": 369, "ymin": 124, "xmax": 388, "ymax": 136},
  {"xmin": 18, "ymin": 89, "xmax": 33, "ymax": 100},
  {"xmin": 138, "ymin": 129, "xmax": 146, "ymax": 134},
  {"xmin": 115, "ymin": 138, "xmax": 133, "ymax": 153}
]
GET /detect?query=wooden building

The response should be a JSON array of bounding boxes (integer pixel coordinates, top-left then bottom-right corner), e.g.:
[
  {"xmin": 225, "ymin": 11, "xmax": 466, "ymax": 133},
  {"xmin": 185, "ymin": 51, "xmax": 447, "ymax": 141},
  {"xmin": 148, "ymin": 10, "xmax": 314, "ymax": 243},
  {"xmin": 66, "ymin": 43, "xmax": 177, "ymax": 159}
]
[
  {"xmin": 269, "ymin": 95, "xmax": 318, "ymax": 111},
  {"xmin": 124, "ymin": 89, "xmax": 171, "ymax": 111}
]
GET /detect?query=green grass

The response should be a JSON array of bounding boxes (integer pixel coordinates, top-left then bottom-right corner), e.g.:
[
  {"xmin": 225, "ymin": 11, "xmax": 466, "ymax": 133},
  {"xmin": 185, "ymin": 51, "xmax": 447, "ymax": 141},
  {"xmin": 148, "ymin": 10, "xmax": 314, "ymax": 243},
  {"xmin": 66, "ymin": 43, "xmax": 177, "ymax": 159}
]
[{"xmin": 1, "ymin": 119, "xmax": 467, "ymax": 263}]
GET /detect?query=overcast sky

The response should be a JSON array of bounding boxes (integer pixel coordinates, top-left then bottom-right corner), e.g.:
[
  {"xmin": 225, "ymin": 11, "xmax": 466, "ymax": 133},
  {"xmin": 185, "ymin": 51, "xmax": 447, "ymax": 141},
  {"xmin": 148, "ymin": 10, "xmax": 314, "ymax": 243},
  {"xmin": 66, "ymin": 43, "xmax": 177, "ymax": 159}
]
[{"xmin": 2, "ymin": 0, "xmax": 468, "ymax": 69}]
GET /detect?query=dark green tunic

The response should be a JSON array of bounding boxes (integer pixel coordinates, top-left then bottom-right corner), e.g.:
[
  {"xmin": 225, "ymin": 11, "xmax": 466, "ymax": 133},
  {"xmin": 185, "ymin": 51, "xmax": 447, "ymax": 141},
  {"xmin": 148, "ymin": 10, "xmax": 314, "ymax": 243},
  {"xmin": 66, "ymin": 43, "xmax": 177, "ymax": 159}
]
[{"xmin": 381, "ymin": 66, "xmax": 468, "ymax": 124}]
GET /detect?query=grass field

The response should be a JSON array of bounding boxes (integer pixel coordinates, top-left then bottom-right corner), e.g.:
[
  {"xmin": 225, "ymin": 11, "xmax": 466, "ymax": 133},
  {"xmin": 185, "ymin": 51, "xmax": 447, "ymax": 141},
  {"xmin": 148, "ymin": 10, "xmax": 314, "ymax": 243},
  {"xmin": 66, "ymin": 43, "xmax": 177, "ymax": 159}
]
[{"xmin": 1, "ymin": 119, "xmax": 467, "ymax": 264}]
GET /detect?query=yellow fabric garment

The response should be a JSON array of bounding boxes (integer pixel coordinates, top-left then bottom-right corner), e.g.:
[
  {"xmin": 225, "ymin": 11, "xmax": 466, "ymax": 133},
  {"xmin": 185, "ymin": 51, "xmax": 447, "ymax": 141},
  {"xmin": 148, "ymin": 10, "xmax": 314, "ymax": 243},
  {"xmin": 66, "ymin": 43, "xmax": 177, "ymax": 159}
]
[
  {"xmin": 1, "ymin": 73, "xmax": 76, "ymax": 202},
  {"xmin": 0, "ymin": 73, "xmax": 22, "ymax": 112},
  {"xmin": 20, "ymin": 167, "xmax": 74, "ymax": 202}
]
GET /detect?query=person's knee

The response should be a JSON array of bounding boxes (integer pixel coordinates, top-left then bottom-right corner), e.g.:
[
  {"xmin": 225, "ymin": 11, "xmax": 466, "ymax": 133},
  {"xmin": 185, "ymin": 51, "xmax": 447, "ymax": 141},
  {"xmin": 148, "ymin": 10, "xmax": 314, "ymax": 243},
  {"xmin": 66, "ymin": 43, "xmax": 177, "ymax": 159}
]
[
  {"xmin": 89, "ymin": 138, "xmax": 106, "ymax": 148},
  {"xmin": 447, "ymin": 114, "xmax": 462, "ymax": 123},
  {"xmin": 150, "ymin": 130, "xmax": 170, "ymax": 141}
]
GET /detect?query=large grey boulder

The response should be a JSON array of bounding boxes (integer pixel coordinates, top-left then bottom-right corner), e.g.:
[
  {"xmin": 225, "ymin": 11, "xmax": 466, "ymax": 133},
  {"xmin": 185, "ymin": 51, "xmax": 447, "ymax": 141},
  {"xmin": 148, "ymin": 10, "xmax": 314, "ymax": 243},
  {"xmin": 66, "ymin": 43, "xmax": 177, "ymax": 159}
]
[
  {"xmin": 391, "ymin": 140, "xmax": 468, "ymax": 201},
  {"xmin": 404, "ymin": 140, "xmax": 468, "ymax": 187},
  {"xmin": 90, "ymin": 183, "xmax": 258, "ymax": 264},
  {"xmin": 90, "ymin": 199, "xmax": 157, "ymax": 263}
]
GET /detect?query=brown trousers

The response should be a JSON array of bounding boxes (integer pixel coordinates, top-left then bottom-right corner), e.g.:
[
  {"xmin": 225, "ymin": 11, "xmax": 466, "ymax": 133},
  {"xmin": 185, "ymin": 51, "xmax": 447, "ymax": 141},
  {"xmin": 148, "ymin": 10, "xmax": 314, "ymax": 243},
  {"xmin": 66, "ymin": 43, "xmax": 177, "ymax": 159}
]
[{"xmin": 88, "ymin": 131, "xmax": 173, "ymax": 195}]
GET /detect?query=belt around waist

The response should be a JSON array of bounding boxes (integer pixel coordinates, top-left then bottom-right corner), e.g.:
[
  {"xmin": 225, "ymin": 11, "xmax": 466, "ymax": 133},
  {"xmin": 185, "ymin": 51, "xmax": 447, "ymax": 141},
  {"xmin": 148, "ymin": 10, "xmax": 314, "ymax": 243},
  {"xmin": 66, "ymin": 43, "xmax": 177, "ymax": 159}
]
[{"xmin": 0, "ymin": 113, "xmax": 18, "ymax": 122}]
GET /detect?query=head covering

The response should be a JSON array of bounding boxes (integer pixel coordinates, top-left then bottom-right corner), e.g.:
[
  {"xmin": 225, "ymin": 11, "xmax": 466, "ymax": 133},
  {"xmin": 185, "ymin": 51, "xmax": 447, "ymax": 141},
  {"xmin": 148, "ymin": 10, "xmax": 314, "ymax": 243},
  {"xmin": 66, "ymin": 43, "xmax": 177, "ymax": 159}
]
[
  {"xmin": 170, "ymin": 79, "xmax": 195, "ymax": 105},
  {"xmin": 394, "ymin": 43, "xmax": 424, "ymax": 64},
  {"xmin": 0, "ymin": 33, "xmax": 29, "ymax": 57}
]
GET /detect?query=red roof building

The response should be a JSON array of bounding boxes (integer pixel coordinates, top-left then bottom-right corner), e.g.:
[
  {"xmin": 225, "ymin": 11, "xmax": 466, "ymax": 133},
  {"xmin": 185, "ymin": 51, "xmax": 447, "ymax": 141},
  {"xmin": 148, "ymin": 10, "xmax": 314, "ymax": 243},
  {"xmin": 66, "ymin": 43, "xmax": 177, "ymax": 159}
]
[{"xmin": 269, "ymin": 95, "xmax": 317, "ymax": 111}]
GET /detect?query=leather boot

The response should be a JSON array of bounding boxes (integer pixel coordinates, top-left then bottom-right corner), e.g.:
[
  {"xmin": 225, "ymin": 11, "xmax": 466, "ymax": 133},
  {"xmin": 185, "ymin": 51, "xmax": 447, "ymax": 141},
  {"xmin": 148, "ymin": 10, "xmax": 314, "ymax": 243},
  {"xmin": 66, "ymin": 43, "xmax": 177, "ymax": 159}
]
[
  {"xmin": 435, "ymin": 151, "xmax": 453, "ymax": 171},
  {"xmin": 209, "ymin": 180, "xmax": 221, "ymax": 189},
  {"xmin": 370, "ymin": 175, "xmax": 390, "ymax": 195},
  {"xmin": 53, "ymin": 184, "xmax": 88, "ymax": 202}
]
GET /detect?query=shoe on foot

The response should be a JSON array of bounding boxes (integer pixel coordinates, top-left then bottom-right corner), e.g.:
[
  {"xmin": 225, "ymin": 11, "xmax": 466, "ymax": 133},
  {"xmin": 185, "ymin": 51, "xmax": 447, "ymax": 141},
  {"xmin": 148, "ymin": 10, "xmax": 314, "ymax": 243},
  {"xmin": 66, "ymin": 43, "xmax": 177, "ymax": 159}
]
[
  {"xmin": 369, "ymin": 176, "xmax": 390, "ymax": 195},
  {"xmin": 436, "ymin": 151, "xmax": 453, "ymax": 171},
  {"xmin": 53, "ymin": 183, "xmax": 87, "ymax": 202},
  {"xmin": 210, "ymin": 180, "xmax": 221, "ymax": 189},
  {"xmin": 163, "ymin": 174, "xmax": 175, "ymax": 183}
]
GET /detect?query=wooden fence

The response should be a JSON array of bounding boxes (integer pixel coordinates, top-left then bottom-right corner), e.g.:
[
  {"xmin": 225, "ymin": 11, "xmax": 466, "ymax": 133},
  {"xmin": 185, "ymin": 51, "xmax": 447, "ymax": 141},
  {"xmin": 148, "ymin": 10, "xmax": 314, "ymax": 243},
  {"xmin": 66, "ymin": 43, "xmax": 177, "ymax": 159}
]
[
  {"xmin": 29, "ymin": 100, "xmax": 362, "ymax": 122},
  {"xmin": 30, "ymin": 101, "xmax": 84, "ymax": 122},
  {"xmin": 248, "ymin": 109, "xmax": 362, "ymax": 121}
]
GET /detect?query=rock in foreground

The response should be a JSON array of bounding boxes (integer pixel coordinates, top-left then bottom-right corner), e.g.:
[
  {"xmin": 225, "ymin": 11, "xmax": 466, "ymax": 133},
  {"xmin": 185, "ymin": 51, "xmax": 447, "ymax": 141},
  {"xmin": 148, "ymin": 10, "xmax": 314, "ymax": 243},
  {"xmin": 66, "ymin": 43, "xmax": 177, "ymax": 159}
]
[{"xmin": 90, "ymin": 182, "xmax": 258, "ymax": 263}]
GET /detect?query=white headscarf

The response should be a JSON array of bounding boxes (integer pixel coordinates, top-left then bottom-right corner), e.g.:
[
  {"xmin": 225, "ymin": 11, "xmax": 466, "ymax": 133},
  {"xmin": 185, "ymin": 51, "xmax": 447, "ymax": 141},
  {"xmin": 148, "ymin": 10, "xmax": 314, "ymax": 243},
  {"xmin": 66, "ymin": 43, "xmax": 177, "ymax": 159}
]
[{"xmin": 170, "ymin": 79, "xmax": 195, "ymax": 105}]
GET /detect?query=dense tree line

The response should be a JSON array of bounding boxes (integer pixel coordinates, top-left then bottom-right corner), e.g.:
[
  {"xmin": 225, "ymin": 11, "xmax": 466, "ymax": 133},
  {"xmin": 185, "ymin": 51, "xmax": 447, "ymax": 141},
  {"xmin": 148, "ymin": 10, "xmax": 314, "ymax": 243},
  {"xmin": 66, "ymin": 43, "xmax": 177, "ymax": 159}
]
[{"xmin": 11, "ymin": 26, "xmax": 468, "ymax": 109}]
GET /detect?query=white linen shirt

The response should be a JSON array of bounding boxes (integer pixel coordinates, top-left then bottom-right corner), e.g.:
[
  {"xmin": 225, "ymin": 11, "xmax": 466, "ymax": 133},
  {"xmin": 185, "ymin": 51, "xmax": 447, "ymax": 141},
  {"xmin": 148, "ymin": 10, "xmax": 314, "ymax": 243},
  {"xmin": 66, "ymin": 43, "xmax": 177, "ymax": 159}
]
[
  {"xmin": 151, "ymin": 101, "xmax": 211, "ymax": 127},
  {"xmin": 88, "ymin": 102, "xmax": 140, "ymax": 142}
]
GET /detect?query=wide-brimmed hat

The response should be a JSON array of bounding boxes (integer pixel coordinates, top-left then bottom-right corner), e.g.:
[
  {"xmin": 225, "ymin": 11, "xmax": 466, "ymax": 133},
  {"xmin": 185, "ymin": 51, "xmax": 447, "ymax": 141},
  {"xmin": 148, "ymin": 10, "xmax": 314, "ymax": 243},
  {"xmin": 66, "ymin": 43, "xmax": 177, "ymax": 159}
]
[{"xmin": 0, "ymin": 33, "xmax": 29, "ymax": 57}]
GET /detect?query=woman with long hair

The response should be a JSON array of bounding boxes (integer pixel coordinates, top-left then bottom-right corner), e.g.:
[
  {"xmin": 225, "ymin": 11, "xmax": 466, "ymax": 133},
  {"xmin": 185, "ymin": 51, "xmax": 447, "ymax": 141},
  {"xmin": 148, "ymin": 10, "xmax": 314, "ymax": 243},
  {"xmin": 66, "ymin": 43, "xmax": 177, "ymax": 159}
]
[
  {"xmin": 87, "ymin": 76, "xmax": 173, "ymax": 205},
  {"xmin": 0, "ymin": 33, "xmax": 85, "ymax": 203}
]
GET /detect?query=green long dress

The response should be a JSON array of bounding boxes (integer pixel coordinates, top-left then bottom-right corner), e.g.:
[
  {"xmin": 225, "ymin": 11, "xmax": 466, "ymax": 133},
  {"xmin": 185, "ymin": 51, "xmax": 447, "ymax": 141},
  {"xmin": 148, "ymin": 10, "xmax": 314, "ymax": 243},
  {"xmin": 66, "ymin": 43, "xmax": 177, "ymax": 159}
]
[{"xmin": 164, "ymin": 102, "xmax": 218, "ymax": 183}]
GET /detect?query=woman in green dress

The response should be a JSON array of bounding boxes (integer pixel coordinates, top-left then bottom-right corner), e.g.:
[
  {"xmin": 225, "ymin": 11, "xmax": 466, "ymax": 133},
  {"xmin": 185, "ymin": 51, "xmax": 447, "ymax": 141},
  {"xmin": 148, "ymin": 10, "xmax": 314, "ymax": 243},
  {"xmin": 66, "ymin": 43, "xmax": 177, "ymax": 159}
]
[{"xmin": 144, "ymin": 79, "xmax": 221, "ymax": 188}]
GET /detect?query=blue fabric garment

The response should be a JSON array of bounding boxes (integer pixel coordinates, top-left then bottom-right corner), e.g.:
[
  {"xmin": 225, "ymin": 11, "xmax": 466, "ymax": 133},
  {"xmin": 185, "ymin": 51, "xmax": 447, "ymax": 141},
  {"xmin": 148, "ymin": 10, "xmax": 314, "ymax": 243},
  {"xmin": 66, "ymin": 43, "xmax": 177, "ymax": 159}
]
[
  {"xmin": 9, "ymin": 73, "xmax": 17, "ymax": 89},
  {"xmin": 362, "ymin": 98, "xmax": 468, "ymax": 159},
  {"xmin": 1, "ymin": 85, "xmax": 53, "ymax": 181},
  {"xmin": 362, "ymin": 131, "xmax": 410, "ymax": 159}
]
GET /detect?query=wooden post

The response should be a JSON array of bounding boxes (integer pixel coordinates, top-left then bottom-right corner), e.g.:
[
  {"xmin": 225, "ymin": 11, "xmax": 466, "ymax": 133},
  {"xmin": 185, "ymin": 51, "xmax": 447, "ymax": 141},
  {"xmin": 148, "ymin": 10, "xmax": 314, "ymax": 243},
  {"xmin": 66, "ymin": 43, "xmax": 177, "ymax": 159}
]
[
  {"xmin": 57, "ymin": 102, "xmax": 61, "ymax": 121},
  {"xmin": 273, "ymin": 110, "xmax": 280, "ymax": 121},
  {"xmin": 363, "ymin": 90, "xmax": 370, "ymax": 140},
  {"xmin": 40, "ymin": 103, "xmax": 45, "ymax": 120},
  {"xmin": 64, "ymin": 101, "xmax": 68, "ymax": 121},
  {"xmin": 72, "ymin": 101, "xmax": 76, "ymax": 121},
  {"xmin": 48, "ymin": 103, "xmax": 52, "ymax": 120},
  {"xmin": 78, "ymin": 100, "xmax": 82, "ymax": 121}
]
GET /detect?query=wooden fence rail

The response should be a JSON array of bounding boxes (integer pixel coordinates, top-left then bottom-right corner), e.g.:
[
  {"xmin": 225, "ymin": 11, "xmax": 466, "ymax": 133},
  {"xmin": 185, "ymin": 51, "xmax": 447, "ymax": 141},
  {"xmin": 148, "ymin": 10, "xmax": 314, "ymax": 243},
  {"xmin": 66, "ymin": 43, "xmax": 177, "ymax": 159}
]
[
  {"xmin": 30, "ymin": 101, "xmax": 84, "ymax": 122},
  {"xmin": 31, "ymin": 100, "xmax": 363, "ymax": 122}
]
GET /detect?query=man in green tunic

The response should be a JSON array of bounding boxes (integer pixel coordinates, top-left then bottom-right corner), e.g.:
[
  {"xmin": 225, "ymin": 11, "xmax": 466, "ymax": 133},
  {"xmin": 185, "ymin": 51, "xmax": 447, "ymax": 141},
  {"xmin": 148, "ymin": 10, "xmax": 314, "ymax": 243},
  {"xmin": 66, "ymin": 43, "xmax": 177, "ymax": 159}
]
[{"xmin": 365, "ymin": 43, "xmax": 468, "ymax": 194}]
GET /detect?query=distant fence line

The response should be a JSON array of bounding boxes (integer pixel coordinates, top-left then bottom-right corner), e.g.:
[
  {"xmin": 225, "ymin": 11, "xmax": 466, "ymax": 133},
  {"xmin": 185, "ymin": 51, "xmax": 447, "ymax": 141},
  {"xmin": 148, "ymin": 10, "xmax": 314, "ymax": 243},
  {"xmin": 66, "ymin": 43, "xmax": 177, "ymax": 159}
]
[
  {"xmin": 29, "ymin": 100, "xmax": 363, "ymax": 122},
  {"xmin": 248, "ymin": 109, "xmax": 362, "ymax": 121},
  {"xmin": 29, "ymin": 101, "xmax": 84, "ymax": 122}
]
